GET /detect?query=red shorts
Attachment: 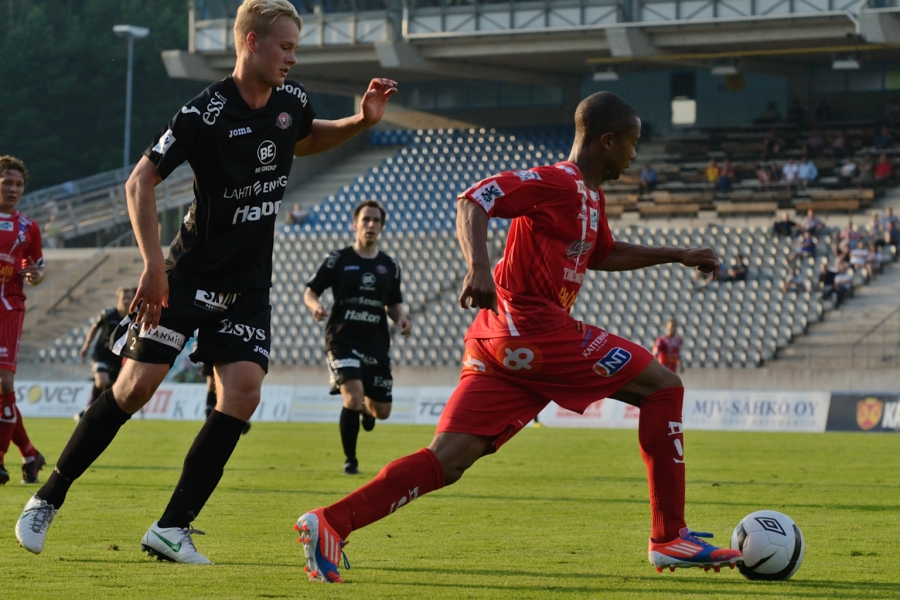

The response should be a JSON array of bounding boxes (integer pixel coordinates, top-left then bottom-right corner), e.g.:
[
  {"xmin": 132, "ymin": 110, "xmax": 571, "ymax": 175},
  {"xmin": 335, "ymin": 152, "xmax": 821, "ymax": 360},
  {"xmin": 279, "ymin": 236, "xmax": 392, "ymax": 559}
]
[
  {"xmin": 437, "ymin": 320, "xmax": 653, "ymax": 451},
  {"xmin": 0, "ymin": 310, "xmax": 24, "ymax": 372}
]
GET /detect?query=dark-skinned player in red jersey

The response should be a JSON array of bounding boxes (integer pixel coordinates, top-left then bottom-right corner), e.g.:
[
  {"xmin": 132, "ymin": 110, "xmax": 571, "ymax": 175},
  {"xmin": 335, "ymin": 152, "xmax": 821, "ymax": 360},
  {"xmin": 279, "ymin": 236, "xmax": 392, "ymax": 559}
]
[{"xmin": 294, "ymin": 92, "xmax": 743, "ymax": 583}]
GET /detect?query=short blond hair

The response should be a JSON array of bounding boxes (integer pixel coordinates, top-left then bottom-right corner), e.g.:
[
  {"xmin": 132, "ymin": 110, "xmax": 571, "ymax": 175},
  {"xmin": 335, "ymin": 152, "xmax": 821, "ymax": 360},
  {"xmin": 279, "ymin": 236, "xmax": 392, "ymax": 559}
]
[{"xmin": 234, "ymin": 0, "xmax": 303, "ymax": 52}]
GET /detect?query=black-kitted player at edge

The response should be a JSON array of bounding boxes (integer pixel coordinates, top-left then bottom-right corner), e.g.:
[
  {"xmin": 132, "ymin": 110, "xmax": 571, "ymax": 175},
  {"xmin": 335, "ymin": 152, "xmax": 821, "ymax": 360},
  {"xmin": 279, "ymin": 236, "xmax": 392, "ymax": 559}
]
[
  {"xmin": 304, "ymin": 200, "xmax": 412, "ymax": 475},
  {"xmin": 15, "ymin": 0, "xmax": 396, "ymax": 564}
]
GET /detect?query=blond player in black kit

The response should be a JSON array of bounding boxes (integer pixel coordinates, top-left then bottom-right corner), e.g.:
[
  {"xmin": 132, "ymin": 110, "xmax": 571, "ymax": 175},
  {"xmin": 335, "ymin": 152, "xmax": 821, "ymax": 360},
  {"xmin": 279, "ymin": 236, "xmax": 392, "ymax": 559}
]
[{"xmin": 16, "ymin": 0, "xmax": 397, "ymax": 564}]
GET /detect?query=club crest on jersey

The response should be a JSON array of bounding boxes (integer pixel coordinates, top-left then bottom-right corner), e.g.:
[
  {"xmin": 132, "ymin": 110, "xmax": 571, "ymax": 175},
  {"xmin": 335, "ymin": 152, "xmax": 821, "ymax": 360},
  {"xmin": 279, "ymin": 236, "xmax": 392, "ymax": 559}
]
[
  {"xmin": 276, "ymin": 112, "xmax": 293, "ymax": 130},
  {"xmin": 470, "ymin": 181, "xmax": 504, "ymax": 212},
  {"xmin": 152, "ymin": 129, "xmax": 176, "ymax": 156},
  {"xmin": 376, "ymin": 264, "xmax": 388, "ymax": 274},
  {"xmin": 592, "ymin": 347, "xmax": 632, "ymax": 377},
  {"xmin": 566, "ymin": 239, "xmax": 593, "ymax": 259}
]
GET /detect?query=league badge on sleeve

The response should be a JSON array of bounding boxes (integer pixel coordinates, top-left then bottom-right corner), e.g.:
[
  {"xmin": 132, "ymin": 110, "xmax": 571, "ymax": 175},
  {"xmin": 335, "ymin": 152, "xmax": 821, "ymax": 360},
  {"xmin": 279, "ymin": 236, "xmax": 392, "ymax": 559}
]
[
  {"xmin": 152, "ymin": 129, "xmax": 177, "ymax": 156},
  {"xmin": 590, "ymin": 208, "xmax": 599, "ymax": 231},
  {"xmin": 470, "ymin": 181, "xmax": 505, "ymax": 212}
]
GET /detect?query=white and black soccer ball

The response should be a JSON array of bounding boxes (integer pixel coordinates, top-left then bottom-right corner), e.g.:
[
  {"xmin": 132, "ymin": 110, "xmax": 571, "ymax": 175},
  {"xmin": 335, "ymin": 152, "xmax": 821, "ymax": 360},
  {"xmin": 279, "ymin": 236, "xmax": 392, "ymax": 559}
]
[{"xmin": 731, "ymin": 510, "xmax": 805, "ymax": 580}]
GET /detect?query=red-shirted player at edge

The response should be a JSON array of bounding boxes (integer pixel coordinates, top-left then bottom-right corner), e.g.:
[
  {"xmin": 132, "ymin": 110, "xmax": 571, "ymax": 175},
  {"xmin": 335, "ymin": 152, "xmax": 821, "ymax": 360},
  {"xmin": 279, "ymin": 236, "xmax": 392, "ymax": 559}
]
[
  {"xmin": 0, "ymin": 156, "xmax": 47, "ymax": 486},
  {"xmin": 653, "ymin": 317, "xmax": 684, "ymax": 373},
  {"xmin": 294, "ymin": 92, "xmax": 743, "ymax": 582}
]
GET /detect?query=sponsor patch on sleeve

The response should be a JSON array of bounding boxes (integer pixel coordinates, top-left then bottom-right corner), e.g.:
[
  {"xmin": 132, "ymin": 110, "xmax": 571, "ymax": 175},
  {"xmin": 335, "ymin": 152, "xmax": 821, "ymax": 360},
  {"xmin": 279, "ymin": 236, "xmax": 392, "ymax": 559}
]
[
  {"xmin": 513, "ymin": 170, "xmax": 541, "ymax": 181},
  {"xmin": 152, "ymin": 129, "xmax": 177, "ymax": 156},
  {"xmin": 590, "ymin": 208, "xmax": 599, "ymax": 231},
  {"xmin": 469, "ymin": 181, "xmax": 505, "ymax": 213}
]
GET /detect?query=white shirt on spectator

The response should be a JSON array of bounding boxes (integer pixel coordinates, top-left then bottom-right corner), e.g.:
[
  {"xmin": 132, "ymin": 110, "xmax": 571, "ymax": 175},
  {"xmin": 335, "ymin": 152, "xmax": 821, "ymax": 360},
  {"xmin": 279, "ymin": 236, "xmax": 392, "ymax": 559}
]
[
  {"xmin": 834, "ymin": 272, "xmax": 853, "ymax": 289},
  {"xmin": 849, "ymin": 248, "xmax": 868, "ymax": 266},
  {"xmin": 782, "ymin": 162, "xmax": 800, "ymax": 182},
  {"xmin": 840, "ymin": 161, "xmax": 858, "ymax": 177}
]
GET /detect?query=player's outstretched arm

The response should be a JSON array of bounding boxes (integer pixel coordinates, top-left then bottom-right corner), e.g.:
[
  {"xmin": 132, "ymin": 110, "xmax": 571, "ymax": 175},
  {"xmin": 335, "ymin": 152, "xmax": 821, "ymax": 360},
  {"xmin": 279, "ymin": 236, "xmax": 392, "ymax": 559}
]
[
  {"xmin": 456, "ymin": 198, "xmax": 497, "ymax": 315},
  {"xmin": 125, "ymin": 157, "xmax": 168, "ymax": 330},
  {"xmin": 592, "ymin": 241, "xmax": 720, "ymax": 278},
  {"xmin": 293, "ymin": 78, "xmax": 398, "ymax": 157},
  {"xmin": 79, "ymin": 322, "xmax": 101, "ymax": 360},
  {"xmin": 303, "ymin": 287, "xmax": 329, "ymax": 321}
]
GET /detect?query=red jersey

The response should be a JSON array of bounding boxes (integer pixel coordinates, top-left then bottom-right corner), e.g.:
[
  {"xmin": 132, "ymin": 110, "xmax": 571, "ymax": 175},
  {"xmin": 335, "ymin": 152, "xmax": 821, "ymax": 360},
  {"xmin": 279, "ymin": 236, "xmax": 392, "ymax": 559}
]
[
  {"xmin": 461, "ymin": 162, "xmax": 615, "ymax": 339},
  {"xmin": 0, "ymin": 211, "xmax": 43, "ymax": 311},
  {"xmin": 653, "ymin": 335, "xmax": 682, "ymax": 372}
]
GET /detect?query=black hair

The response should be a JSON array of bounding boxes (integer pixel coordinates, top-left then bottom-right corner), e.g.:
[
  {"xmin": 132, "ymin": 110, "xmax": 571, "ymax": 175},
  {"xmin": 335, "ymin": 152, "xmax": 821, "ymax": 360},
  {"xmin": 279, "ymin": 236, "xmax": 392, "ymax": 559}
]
[{"xmin": 574, "ymin": 92, "xmax": 639, "ymax": 144}]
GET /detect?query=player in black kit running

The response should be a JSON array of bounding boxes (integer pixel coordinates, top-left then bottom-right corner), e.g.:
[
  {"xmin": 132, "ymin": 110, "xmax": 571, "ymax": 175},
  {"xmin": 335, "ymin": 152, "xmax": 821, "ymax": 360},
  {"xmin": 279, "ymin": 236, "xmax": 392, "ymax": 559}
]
[
  {"xmin": 15, "ymin": 0, "xmax": 397, "ymax": 563},
  {"xmin": 305, "ymin": 200, "xmax": 412, "ymax": 475}
]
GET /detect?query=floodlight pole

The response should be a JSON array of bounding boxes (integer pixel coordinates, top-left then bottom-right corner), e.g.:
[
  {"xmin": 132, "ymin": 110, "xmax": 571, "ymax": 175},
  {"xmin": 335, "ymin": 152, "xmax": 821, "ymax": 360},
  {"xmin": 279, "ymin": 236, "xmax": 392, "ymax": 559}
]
[{"xmin": 114, "ymin": 25, "xmax": 150, "ymax": 169}]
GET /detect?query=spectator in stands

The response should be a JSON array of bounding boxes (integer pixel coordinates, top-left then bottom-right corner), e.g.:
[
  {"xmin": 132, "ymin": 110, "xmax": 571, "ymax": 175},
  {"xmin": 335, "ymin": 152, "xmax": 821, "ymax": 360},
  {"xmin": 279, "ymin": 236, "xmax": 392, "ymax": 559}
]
[
  {"xmin": 837, "ymin": 219, "xmax": 861, "ymax": 255},
  {"xmin": 704, "ymin": 159, "xmax": 720, "ymax": 186},
  {"xmin": 715, "ymin": 159, "xmax": 734, "ymax": 193},
  {"xmin": 789, "ymin": 231, "xmax": 817, "ymax": 263},
  {"xmin": 43, "ymin": 214, "xmax": 62, "ymax": 249},
  {"xmin": 838, "ymin": 155, "xmax": 858, "ymax": 187},
  {"xmin": 868, "ymin": 241, "xmax": 884, "ymax": 275},
  {"xmin": 817, "ymin": 260, "xmax": 837, "ymax": 300},
  {"xmin": 781, "ymin": 157, "xmax": 799, "ymax": 185},
  {"xmin": 805, "ymin": 128, "xmax": 825, "ymax": 157},
  {"xmin": 879, "ymin": 206, "xmax": 900, "ymax": 231},
  {"xmin": 875, "ymin": 154, "xmax": 894, "ymax": 183},
  {"xmin": 756, "ymin": 162, "xmax": 776, "ymax": 189},
  {"xmin": 874, "ymin": 125, "xmax": 894, "ymax": 150},
  {"xmin": 773, "ymin": 211, "xmax": 798, "ymax": 238},
  {"xmin": 718, "ymin": 254, "xmax": 748, "ymax": 283},
  {"xmin": 782, "ymin": 267, "xmax": 806, "ymax": 294},
  {"xmin": 849, "ymin": 240, "xmax": 872, "ymax": 282},
  {"xmin": 639, "ymin": 163, "xmax": 658, "ymax": 194},
  {"xmin": 801, "ymin": 209, "xmax": 826, "ymax": 235},
  {"xmin": 761, "ymin": 129, "xmax": 784, "ymax": 160},
  {"xmin": 814, "ymin": 98, "xmax": 832, "ymax": 123},
  {"xmin": 285, "ymin": 203, "xmax": 309, "ymax": 225},
  {"xmin": 881, "ymin": 220, "xmax": 899, "ymax": 256},
  {"xmin": 867, "ymin": 211, "xmax": 884, "ymax": 241},
  {"xmin": 797, "ymin": 156, "xmax": 818, "ymax": 189},
  {"xmin": 756, "ymin": 101, "xmax": 782, "ymax": 124},
  {"xmin": 833, "ymin": 264, "xmax": 854, "ymax": 305},
  {"xmin": 829, "ymin": 132, "xmax": 848, "ymax": 159}
]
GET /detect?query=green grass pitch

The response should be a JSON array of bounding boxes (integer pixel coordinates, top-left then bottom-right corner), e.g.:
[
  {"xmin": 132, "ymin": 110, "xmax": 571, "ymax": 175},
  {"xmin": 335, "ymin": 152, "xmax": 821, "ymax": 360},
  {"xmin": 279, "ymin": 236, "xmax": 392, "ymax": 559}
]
[{"xmin": 1, "ymin": 419, "xmax": 898, "ymax": 599}]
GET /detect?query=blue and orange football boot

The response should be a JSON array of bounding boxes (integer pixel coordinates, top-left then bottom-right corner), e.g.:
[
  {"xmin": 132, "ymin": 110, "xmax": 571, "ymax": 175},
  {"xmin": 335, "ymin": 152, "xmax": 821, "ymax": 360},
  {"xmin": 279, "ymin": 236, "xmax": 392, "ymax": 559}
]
[
  {"xmin": 648, "ymin": 527, "xmax": 743, "ymax": 573},
  {"xmin": 295, "ymin": 508, "xmax": 349, "ymax": 583}
]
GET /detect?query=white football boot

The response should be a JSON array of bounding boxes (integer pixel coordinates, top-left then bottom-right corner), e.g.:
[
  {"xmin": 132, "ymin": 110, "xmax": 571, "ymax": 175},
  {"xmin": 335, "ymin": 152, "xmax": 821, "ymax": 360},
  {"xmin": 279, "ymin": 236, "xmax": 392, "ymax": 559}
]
[
  {"xmin": 16, "ymin": 495, "xmax": 58, "ymax": 554},
  {"xmin": 140, "ymin": 521, "xmax": 213, "ymax": 564}
]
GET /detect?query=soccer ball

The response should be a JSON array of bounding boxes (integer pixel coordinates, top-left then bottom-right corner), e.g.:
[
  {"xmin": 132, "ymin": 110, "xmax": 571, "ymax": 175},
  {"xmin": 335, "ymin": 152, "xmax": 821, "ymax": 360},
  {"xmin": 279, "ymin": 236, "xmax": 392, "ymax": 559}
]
[{"xmin": 731, "ymin": 510, "xmax": 805, "ymax": 580}]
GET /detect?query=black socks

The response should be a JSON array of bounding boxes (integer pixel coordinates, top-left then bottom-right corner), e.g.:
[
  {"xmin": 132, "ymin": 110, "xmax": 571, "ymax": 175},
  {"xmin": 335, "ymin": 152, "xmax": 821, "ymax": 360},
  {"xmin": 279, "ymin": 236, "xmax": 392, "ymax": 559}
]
[
  {"xmin": 339, "ymin": 408, "xmax": 361, "ymax": 462},
  {"xmin": 38, "ymin": 388, "xmax": 131, "ymax": 508},
  {"xmin": 157, "ymin": 410, "xmax": 246, "ymax": 529}
]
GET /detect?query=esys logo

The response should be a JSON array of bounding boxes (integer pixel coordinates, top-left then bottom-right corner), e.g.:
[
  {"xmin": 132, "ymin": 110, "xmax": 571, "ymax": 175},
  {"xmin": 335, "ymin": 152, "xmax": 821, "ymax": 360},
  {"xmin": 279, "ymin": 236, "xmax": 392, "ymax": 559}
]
[
  {"xmin": 218, "ymin": 319, "xmax": 266, "ymax": 342},
  {"xmin": 592, "ymin": 347, "xmax": 632, "ymax": 377},
  {"xmin": 232, "ymin": 200, "xmax": 282, "ymax": 224}
]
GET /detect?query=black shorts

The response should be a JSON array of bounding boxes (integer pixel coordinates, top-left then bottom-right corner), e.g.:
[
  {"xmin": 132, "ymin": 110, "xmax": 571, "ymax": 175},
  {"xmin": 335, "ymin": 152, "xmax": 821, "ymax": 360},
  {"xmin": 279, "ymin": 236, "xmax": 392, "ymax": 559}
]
[
  {"xmin": 91, "ymin": 354, "xmax": 121, "ymax": 380},
  {"xmin": 112, "ymin": 274, "xmax": 271, "ymax": 372},
  {"xmin": 326, "ymin": 344, "xmax": 393, "ymax": 403}
]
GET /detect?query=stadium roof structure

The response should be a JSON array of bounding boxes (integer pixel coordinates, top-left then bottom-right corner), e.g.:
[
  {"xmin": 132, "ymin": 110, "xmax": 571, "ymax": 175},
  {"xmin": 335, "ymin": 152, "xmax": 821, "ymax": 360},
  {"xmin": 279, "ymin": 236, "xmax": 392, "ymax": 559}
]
[{"xmin": 163, "ymin": 0, "xmax": 900, "ymax": 95}]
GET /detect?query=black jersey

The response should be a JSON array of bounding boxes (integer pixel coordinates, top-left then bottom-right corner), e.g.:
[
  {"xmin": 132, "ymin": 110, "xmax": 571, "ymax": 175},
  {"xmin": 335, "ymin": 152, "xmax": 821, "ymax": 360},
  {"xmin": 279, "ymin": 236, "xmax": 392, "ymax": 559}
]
[
  {"xmin": 144, "ymin": 76, "xmax": 316, "ymax": 292},
  {"xmin": 92, "ymin": 307, "xmax": 123, "ymax": 361},
  {"xmin": 307, "ymin": 247, "xmax": 403, "ymax": 352}
]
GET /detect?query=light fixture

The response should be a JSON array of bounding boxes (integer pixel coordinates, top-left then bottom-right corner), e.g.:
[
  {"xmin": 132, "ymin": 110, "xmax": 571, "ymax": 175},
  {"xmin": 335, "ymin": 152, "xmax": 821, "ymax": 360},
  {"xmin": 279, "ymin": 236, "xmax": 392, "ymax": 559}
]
[
  {"xmin": 832, "ymin": 57, "xmax": 860, "ymax": 70},
  {"xmin": 592, "ymin": 69, "xmax": 619, "ymax": 82},
  {"xmin": 711, "ymin": 64, "xmax": 739, "ymax": 76}
]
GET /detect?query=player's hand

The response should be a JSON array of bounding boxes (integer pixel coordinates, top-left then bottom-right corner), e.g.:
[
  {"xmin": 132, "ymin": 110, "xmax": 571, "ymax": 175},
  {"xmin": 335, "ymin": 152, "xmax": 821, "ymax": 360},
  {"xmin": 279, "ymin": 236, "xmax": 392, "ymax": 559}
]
[
  {"xmin": 359, "ymin": 78, "xmax": 398, "ymax": 126},
  {"xmin": 680, "ymin": 247, "xmax": 721, "ymax": 279},
  {"xmin": 20, "ymin": 258, "xmax": 45, "ymax": 285},
  {"xmin": 397, "ymin": 315, "xmax": 413, "ymax": 337},
  {"xmin": 312, "ymin": 303, "xmax": 329, "ymax": 322},
  {"xmin": 79, "ymin": 346, "xmax": 88, "ymax": 360},
  {"xmin": 133, "ymin": 262, "xmax": 168, "ymax": 330},
  {"xmin": 459, "ymin": 266, "xmax": 498, "ymax": 315}
]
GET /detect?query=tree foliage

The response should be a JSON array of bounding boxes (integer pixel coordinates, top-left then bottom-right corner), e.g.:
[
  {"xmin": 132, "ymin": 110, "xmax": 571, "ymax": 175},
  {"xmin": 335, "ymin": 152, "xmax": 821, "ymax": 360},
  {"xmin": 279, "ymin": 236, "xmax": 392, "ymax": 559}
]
[{"xmin": 0, "ymin": 0, "xmax": 202, "ymax": 189}]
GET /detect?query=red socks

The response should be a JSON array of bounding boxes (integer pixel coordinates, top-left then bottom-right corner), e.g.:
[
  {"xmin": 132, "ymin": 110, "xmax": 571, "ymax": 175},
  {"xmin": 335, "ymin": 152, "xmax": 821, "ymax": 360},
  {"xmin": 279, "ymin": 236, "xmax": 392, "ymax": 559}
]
[
  {"xmin": 0, "ymin": 392, "xmax": 16, "ymax": 463},
  {"xmin": 639, "ymin": 386, "xmax": 687, "ymax": 544},
  {"xmin": 12, "ymin": 405, "xmax": 37, "ymax": 459},
  {"xmin": 324, "ymin": 448, "xmax": 445, "ymax": 540}
]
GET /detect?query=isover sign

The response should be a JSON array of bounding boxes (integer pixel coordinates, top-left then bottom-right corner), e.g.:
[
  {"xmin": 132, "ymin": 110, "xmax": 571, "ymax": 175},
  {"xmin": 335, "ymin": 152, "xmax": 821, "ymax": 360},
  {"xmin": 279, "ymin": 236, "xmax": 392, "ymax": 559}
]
[{"xmin": 16, "ymin": 381, "xmax": 92, "ymax": 418}]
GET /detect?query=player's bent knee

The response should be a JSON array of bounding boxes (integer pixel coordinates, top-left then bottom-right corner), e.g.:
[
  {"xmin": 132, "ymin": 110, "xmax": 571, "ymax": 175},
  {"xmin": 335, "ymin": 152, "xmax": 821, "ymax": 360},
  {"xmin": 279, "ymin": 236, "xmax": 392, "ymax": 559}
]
[{"xmin": 370, "ymin": 401, "xmax": 391, "ymax": 419}]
